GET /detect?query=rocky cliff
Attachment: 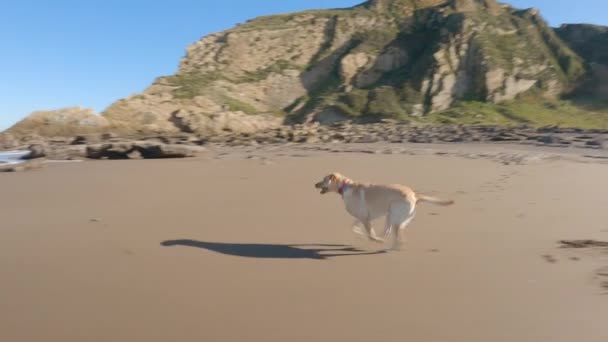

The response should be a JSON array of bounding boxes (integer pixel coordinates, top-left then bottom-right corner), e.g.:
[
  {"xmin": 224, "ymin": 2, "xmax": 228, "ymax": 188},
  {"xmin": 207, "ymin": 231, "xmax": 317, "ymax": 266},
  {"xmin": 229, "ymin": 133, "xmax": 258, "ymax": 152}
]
[
  {"xmin": 6, "ymin": 0, "xmax": 608, "ymax": 136},
  {"xmin": 7, "ymin": 107, "xmax": 109, "ymax": 136},
  {"xmin": 556, "ymin": 24, "xmax": 608, "ymax": 103}
]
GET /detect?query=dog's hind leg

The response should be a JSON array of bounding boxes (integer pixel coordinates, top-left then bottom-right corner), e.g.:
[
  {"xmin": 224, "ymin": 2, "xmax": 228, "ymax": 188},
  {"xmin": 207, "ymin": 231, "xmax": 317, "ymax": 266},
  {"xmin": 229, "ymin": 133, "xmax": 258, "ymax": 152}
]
[
  {"xmin": 388, "ymin": 202, "xmax": 415, "ymax": 251},
  {"xmin": 383, "ymin": 202, "xmax": 401, "ymax": 239},
  {"xmin": 382, "ymin": 215, "xmax": 393, "ymax": 239},
  {"xmin": 390, "ymin": 214, "xmax": 415, "ymax": 251}
]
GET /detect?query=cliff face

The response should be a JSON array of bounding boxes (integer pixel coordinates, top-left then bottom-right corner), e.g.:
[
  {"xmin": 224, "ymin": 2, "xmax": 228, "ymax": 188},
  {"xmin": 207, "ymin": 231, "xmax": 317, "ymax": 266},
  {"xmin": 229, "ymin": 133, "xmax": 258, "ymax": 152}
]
[
  {"xmin": 6, "ymin": 0, "xmax": 607, "ymax": 136},
  {"xmin": 556, "ymin": 24, "xmax": 608, "ymax": 65},
  {"xmin": 100, "ymin": 0, "xmax": 588, "ymax": 132},
  {"xmin": 556, "ymin": 24, "xmax": 608, "ymax": 102}
]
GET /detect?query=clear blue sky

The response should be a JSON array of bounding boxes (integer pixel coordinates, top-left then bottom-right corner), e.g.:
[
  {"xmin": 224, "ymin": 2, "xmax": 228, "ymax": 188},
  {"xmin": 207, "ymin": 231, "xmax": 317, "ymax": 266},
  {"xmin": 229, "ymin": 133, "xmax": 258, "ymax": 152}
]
[{"xmin": 1, "ymin": 0, "xmax": 606, "ymax": 130}]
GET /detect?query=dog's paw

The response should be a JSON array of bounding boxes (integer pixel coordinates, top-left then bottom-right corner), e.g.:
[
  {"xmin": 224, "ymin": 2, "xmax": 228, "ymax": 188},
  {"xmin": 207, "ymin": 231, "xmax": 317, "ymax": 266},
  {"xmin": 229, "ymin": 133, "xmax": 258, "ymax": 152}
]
[
  {"xmin": 352, "ymin": 226, "xmax": 365, "ymax": 236},
  {"xmin": 387, "ymin": 244, "xmax": 402, "ymax": 252}
]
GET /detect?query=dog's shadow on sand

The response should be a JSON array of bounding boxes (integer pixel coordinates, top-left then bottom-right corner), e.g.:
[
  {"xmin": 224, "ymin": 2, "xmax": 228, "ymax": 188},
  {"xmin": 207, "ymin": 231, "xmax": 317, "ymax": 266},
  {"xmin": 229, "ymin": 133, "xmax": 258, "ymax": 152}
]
[{"xmin": 160, "ymin": 240, "xmax": 386, "ymax": 260}]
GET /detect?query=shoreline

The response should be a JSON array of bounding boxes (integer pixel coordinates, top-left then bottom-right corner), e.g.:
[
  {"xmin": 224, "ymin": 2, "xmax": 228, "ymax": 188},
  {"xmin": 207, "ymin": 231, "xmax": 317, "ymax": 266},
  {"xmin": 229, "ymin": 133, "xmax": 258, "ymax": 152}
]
[
  {"xmin": 3, "ymin": 140, "xmax": 608, "ymax": 171},
  {"xmin": 1, "ymin": 122, "xmax": 607, "ymax": 161},
  {"xmin": 0, "ymin": 150, "xmax": 28, "ymax": 165}
]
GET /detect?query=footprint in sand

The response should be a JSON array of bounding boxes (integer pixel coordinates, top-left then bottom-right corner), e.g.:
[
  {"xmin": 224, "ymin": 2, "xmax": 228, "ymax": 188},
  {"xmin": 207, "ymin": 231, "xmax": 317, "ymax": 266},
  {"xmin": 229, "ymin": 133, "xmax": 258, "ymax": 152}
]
[
  {"xmin": 596, "ymin": 267, "xmax": 608, "ymax": 291},
  {"xmin": 542, "ymin": 254, "xmax": 558, "ymax": 263},
  {"xmin": 556, "ymin": 240, "xmax": 608, "ymax": 291},
  {"xmin": 596, "ymin": 267, "xmax": 608, "ymax": 277}
]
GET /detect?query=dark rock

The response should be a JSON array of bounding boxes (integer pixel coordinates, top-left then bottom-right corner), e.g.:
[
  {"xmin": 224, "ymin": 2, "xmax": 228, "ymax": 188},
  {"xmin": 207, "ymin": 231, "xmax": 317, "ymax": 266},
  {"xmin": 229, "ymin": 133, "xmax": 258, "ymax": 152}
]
[
  {"xmin": 86, "ymin": 144, "xmax": 113, "ymax": 159},
  {"xmin": 101, "ymin": 133, "xmax": 118, "ymax": 140},
  {"xmin": 489, "ymin": 131, "xmax": 523, "ymax": 142},
  {"xmin": 409, "ymin": 136, "xmax": 433, "ymax": 144},
  {"xmin": 108, "ymin": 142, "xmax": 135, "ymax": 154},
  {"xmin": 21, "ymin": 144, "xmax": 46, "ymax": 160},
  {"xmin": 71, "ymin": 135, "xmax": 88, "ymax": 145},
  {"xmin": 537, "ymin": 135, "xmax": 556, "ymax": 144},
  {"xmin": 133, "ymin": 142, "xmax": 204, "ymax": 159},
  {"xmin": 585, "ymin": 139, "xmax": 603, "ymax": 148},
  {"xmin": 85, "ymin": 141, "xmax": 204, "ymax": 159}
]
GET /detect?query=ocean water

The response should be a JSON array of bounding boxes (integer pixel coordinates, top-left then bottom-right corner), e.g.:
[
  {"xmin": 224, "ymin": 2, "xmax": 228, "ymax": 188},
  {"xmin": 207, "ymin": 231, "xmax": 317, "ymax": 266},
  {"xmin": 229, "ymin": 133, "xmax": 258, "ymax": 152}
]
[{"xmin": 0, "ymin": 150, "xmax": 28, "ymax": 165}]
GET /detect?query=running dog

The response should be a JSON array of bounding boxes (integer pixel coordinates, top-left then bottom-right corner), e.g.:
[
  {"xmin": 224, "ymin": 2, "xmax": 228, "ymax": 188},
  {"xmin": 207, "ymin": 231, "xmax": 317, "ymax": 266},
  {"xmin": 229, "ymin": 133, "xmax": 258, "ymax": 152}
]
[{"xmin": 314, "ymin": 172, "xmax": 454, "ymax": 250}]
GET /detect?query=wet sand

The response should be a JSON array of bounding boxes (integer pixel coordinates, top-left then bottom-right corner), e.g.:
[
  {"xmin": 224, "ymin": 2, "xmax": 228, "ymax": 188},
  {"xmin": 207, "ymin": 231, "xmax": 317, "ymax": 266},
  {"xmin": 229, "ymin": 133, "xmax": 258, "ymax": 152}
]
[{"xmin": 1, "ymin": 144, "xmax": 607, "ymax": 342}]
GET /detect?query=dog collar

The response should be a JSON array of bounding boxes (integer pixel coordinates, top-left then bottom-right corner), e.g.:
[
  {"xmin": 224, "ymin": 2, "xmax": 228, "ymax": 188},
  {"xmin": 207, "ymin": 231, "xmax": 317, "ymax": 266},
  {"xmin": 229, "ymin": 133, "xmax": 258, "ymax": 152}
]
[{"xmin": 338, "ymin": 180, "xmax": 351, "ymax": 196}]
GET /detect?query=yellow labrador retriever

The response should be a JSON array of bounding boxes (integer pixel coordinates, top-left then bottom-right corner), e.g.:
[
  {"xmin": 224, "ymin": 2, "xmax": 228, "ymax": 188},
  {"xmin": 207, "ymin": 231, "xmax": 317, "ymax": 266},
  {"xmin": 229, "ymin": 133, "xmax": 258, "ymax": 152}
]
[{"xmin": 314, "ymin": 172, "xmax": 454, "ymax": 250}]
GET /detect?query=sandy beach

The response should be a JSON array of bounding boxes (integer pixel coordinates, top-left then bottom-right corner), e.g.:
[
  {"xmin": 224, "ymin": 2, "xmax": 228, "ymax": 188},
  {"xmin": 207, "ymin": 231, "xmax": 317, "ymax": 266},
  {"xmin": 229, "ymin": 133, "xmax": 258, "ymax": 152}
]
[{"xmin": 1, "ymin": 143, "xmax": 607, "ymax": 342}]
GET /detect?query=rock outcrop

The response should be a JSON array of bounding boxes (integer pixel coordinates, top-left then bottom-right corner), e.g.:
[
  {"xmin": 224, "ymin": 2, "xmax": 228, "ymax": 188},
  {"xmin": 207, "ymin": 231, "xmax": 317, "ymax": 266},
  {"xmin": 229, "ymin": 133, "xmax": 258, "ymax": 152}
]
[
  {"xmin": 0, "ymin": 132, "xmax": 17, "ymax": 149},
  {"xmin": 4, "ymin": 0, "xmax": 607, "ymax": 136},
  {"xmin": 85, "ymin": 142, "xmax": 205, "ymax": 159},
  {"xmin": 21, "ymin": 144, "xmax": 46, "ymax": 160},
  {"xmin": 556, "ymin": 24, "xmax": 608, "ymax": 101},
  {"xmin": 7, "ymin": 107, "xmax": 109, "ymax": 136},
  {"xmin": 556, "ymin": 24, "xmax": 608, "ymax": 66},
  {"xmin": 100, "ymin": 0, "xmax": 589, "ymax": 127}
]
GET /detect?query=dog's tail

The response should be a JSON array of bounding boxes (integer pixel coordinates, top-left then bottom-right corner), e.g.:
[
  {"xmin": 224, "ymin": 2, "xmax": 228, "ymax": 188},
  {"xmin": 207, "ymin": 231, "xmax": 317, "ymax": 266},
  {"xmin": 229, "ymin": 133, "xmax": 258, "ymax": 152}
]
[{"xmin": 417, "ymin": 194, "xmax": 454, "ymax": 206}]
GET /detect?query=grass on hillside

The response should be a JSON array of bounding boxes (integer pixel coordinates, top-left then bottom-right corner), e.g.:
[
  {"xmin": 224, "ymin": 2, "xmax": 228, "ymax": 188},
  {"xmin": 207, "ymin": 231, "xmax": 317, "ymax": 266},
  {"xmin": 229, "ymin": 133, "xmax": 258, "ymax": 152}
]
[
  {"xmin": 420, "ymin": 100, "xmax": 608, "ymax": 128},
  {"xmin": 164, "ymin": 72, "xmax": 226, "ymax": 99},
  {"xmin": 237, "ymin": 60, "xmax": 304, "ymax": 83},
  {"xmin": 234, "ymin": 6, "xmax": 374, "ymax": 32},
  {"xmin": 219, "ymin": 95, "xmax": 258, "ymax": 115}
]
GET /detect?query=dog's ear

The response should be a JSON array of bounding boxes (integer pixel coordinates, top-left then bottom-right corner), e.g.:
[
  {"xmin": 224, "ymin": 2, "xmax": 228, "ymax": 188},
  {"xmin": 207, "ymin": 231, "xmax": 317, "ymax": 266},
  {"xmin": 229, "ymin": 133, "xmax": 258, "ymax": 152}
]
[{"xmin": 328, "ymin": 174, "xmax": 337, "ymax": 182}]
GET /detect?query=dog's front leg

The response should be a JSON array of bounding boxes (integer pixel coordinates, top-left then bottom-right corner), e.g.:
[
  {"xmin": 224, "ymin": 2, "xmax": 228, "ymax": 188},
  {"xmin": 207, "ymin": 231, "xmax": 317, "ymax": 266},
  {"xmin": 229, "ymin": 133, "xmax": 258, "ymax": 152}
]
[{"xmin": 363, "ymin": 220, "xmax": 384, "ymax": 243}]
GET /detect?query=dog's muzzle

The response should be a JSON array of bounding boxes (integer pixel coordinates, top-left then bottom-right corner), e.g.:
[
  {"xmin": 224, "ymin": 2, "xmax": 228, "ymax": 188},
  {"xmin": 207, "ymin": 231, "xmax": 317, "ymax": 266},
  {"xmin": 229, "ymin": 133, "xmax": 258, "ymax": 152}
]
[{"xmin": 314, "ymin": 182, "xmax": 328, "ymax": 194}]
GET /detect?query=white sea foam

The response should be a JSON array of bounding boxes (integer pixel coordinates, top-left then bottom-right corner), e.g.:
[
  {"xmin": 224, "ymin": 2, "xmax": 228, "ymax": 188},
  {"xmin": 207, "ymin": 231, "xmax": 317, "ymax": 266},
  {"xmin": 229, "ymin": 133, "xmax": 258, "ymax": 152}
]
[{"xmin": 0, "ymin": 150, "xmax": 29, "ymax": 165}]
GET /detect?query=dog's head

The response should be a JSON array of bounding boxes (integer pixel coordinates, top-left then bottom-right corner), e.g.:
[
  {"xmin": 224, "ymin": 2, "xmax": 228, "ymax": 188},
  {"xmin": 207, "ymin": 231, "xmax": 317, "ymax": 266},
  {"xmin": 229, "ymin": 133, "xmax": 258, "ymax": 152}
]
[{"xmin": 314, "ymin": 172, "xmax": 348, "ymax": 195}]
